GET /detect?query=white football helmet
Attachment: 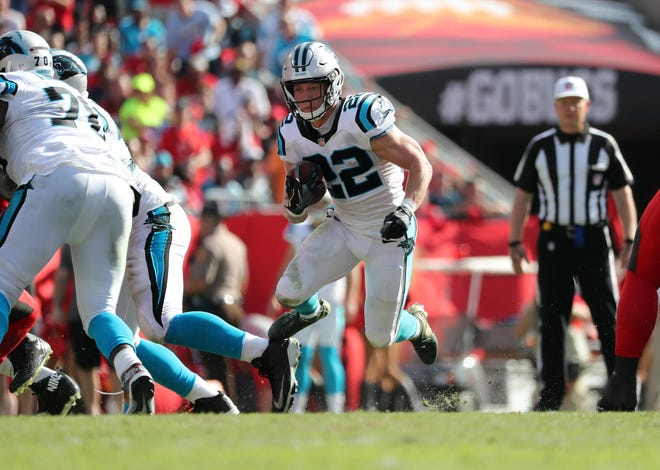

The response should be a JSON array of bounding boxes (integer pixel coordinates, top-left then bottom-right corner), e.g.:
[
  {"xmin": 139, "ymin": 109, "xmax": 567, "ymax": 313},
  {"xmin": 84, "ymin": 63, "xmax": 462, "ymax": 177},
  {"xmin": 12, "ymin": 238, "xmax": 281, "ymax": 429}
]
[
  {"xmin": 0, "ymin": 30, "xmax": 53, "ymax": 77},
  {"xmin": 280, "ymin": 41, "xmax": 344, "ymax": 122},
  {"xmin": 52, "ymin": 49, "xmax": 88, "ymax": 95}
]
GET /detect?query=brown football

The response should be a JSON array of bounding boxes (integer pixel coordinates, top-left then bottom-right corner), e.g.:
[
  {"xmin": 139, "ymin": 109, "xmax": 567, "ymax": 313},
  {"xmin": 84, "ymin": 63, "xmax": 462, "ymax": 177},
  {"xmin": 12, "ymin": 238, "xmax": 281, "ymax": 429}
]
[{"xmin": 288, "ymin": 160, "xmax": 326, "ymax": 205}]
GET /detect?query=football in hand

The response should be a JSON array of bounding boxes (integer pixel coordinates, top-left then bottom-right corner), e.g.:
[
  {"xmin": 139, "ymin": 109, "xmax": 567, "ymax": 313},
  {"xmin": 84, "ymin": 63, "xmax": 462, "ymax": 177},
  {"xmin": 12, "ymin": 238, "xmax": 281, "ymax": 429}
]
[{"xmin": 287, "ymin": 161, "xmax": 327, "ymax": 206}]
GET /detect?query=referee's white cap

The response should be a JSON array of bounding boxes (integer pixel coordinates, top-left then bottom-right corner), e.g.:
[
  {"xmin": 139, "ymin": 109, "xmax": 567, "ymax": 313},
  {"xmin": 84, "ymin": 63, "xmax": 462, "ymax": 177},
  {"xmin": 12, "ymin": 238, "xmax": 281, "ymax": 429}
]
[{"xmin": 554, "ymin": 76, "xmax": 590, "ymax": 100}]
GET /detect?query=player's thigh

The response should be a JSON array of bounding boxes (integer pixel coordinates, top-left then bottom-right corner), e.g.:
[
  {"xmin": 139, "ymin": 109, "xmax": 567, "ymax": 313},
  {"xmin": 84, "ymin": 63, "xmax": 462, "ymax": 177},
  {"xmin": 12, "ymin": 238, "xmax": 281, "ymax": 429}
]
[
  {"xmin": 0, "ymin": 173, "xmax": 82, "ymax": 304},
  {"xmin": 116, "ymin": 277, "xmax": 139, "ymax": 333},
  {"xmin": 71, "ymin": 174, "xmax": 134, "ymax": 329},
  {"xmin": 362, "ymin": 242, "xmax": 409, "ymax": 346},
  {"xmin": 279, "ymin": 220, "xmax": 358, "ymax": 302}
]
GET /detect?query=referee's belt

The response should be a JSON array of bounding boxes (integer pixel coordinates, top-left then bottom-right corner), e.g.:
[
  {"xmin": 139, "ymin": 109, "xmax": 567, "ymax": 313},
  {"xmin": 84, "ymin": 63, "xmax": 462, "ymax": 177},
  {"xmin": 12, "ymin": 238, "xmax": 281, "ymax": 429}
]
[{"xmin": 540, "ymin": 221, "xmax": 606, "ymax": 236}]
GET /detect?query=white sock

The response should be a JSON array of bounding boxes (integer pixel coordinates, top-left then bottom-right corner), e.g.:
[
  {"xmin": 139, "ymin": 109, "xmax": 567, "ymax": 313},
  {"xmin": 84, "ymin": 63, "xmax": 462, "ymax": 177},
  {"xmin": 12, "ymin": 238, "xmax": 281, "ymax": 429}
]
[
  {"xmin": 0, "ymin": 358, "xmax": 13, "ymax": 377},
  {"xmin": 326, "ymin": 393, "xmax": 345, "ymax": 413},
  {"xmin": 184, "ymin": 375, "xmax": 222, "ymax": 402},
  {"xmin": 239, "ymin": 333, "xmax": 269, "ymax": 363},
  {"xmin": 113, "ymin": 348, "xmax": 141, "ymax": 379}
]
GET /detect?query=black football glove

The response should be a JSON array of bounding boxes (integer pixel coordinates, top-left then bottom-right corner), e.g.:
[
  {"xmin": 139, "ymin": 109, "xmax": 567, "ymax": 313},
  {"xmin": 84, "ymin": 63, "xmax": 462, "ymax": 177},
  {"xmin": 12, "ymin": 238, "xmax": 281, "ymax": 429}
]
[
  {"xmin": 380, "ymin": 206, "xmax": 413, "ymax": 241},
  {"xmin": 284, "ymin": 166, "xmax": 324, "ymax": 215}
]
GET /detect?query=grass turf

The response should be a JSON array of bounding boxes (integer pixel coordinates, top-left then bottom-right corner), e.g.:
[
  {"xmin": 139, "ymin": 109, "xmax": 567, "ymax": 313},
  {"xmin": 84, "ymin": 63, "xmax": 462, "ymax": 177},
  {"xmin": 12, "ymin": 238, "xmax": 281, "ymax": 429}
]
[{"xmin": 2, "ymin": 411, "xmax": 659, "ymax": 469}]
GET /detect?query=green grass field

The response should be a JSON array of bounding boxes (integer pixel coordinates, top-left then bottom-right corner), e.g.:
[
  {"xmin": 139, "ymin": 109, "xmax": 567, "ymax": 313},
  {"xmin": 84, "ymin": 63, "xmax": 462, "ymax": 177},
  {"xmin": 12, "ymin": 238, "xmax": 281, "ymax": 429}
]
[{"xmin": 2, "ymin": 411, "xmax": 659, "ymax": 469}]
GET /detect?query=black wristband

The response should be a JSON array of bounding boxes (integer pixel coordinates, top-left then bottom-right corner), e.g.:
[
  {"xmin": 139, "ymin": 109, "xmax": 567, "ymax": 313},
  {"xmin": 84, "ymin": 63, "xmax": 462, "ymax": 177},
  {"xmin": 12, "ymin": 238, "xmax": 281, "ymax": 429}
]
[
  {"xmin": 624, "ymin": 238, "xmax": 634, "ymax": 245},
  {"xmin": 508, "ymin": 240, "xmax": 522, "ymax": 247}
]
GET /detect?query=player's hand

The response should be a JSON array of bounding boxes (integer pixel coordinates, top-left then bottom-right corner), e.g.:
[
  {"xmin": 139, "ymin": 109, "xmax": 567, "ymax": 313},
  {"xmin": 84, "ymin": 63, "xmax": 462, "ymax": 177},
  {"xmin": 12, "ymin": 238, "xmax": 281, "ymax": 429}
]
[
  {"xmin": 380, "ymin": 206, "xmax": 413, "ymax": 241},
  {"xmin": 284, "ymin": 174, "xmax": 308, "ymax": 215},
  {"xmin": 284, "ymin": 167, "xmax": 325, "ymax": 215}
]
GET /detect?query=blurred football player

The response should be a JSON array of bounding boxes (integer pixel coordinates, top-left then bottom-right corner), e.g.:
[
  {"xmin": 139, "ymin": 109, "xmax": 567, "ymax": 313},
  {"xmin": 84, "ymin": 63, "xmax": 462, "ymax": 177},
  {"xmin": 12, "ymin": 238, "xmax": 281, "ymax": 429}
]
[
  {"xmin": 598, "ymin": 188, "xmax": 660, "ymax": 411},
  {"xmin": 52, "ymin": 49, "xmax": 300, "ymax": 413},
  {"xmin": 268, "ymin": 41, "xmax": 438, "ymax": 366},
  {"xmin": 0, "ymin": 29, "xmax": 154, "ymax": 414}
]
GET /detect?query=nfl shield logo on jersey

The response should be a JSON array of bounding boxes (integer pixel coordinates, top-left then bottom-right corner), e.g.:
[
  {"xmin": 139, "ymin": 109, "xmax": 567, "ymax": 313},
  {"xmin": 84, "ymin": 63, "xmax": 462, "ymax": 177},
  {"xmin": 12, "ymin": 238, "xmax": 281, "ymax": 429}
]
[{"xmin": 317, "ymin": 136, "xmax": 325, "ymax": 147}]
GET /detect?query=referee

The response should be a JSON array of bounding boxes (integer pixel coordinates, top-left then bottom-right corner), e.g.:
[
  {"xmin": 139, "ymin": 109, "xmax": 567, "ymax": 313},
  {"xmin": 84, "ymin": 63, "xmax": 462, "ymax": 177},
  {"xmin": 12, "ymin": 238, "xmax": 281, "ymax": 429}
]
[{"xmin": 508, "ymin": 76, "xmax": 638, "ymax": 411}]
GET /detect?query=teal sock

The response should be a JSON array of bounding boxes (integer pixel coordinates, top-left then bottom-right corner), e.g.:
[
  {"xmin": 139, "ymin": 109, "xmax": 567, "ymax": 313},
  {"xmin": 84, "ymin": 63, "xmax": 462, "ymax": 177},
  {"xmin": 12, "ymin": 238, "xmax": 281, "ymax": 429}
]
[
  {"xmin": 87, "ymin": 312, "xmax": 134, "ymax": 360},
  {"xmin": 395, "ymin": 309, "xmax": 420, "ymax": 343},
  {"xmin": 136, "ymin": 339, "xmax": 196, "ymax": 397},
  {"xmin": 296, "ymin": 294, "xmax": 319, "ymax": 317},
  {"xmin": 319, "ymin": 346, "xmax": 345, "ymax": 394},
  {"xmin": 295, "ymin": 346, "xmax": 315, "ymax": 394},
  {"xmin": 165, "ymin": 312, "xmax": 245, "ymax": 360}
]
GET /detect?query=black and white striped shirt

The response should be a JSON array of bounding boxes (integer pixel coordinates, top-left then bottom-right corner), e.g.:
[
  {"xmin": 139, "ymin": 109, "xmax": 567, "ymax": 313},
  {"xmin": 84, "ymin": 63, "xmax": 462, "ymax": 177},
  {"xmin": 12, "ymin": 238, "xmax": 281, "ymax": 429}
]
[{"xmin": 513, "ymin": 124, "xmax": 634, "ymax": 226}]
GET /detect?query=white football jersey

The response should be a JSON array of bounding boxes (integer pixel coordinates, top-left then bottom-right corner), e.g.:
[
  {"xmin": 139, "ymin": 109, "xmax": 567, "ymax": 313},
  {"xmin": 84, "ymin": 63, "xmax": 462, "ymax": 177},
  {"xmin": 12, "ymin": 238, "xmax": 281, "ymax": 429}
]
[
  {"xmin": 0, "ymin": 71, "xmax": 130, "ymax": 185},
  {"xmin": 90, "ymin": 98, "xmax": 177, "ymax": 214},
  {"xmin": 277, "ymin": 92, "xmax": 405, "ymax": 232}
]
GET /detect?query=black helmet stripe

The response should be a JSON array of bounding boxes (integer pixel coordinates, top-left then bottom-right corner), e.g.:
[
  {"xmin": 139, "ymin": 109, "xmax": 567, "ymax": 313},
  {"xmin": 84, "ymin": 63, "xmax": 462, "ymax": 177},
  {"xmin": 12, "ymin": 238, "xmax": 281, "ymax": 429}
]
[{"xmin": 292, "ymin": 42, "xmax": 312, "ymax": 72}]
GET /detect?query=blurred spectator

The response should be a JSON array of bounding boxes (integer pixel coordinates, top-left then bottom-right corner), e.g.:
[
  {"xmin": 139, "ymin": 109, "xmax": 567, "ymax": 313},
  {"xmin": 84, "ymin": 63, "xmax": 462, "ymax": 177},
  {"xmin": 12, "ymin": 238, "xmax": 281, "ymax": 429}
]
[
  {"xmin": 446, "ymin": 177, "xmax": 508, "ymax": 219},
  {"xmin": 175, "ymin": 54, "xmax": 218, "ymax": 113},
  {"xmin": 127, "ymin": 127, "xmax": 159, "ymax": 171},
  {"xmin": 184, "ymin": 199, "xmax": 248, "ymax": 405},
  {"xmin": 0, "ymin": 0, "xmax": 26, "ymax": 34},
  {"xmin": 173, "ymin": 158, "xmax": 205, "ymax": 215},
  {"xmin": 266, "ymin": 9, "xmax": 316, "ymax": 78},
  {"xmin": 78, "ymin": 25, "xmax": 120, "ymax": 77},
  {"xmin": 26, "ymin": 0, "xmax": 74, "ymax": 36},
  {"xmin": 211, "ymin": 52, "xmax": 270, "ymax": 164},
  {"xmin": 25, "ymin": 0, "xmax": 60, "ymax": 41},
  {"xmin": 219, "ymin": 0, "xmax": 260, "ymax": 48},
  {"xmin": 118, "ymin": 72, "xmax": 170, "ymax": 141},
  {"xmin": 118, "ymin": 0, "xmax": 166, "ymax": 58},
  {"xmin": 158, "ymin": 96, "xmax": 212, "ymax": 188},
  {"xmin": 256, "ymin": 0, "xmax": 321, "ymax": 72},
  {"xmin": 202, "ymin": 157, "xmax": 247, "ymax": 215},
  {"xmin": 427, "ymin": 163, "xmax": 462, "ymax": 213},
  {"xmin": 165, "ymin": 0, "xmax": 225, "ymax": 75}
]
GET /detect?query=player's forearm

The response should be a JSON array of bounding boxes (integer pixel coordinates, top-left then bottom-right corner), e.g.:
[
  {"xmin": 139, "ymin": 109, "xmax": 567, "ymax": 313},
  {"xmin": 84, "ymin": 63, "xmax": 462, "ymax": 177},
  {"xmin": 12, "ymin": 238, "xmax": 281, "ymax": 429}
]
[{"xmin": 403, "ymin": 155, "xmax": 432, "ymax": 210}]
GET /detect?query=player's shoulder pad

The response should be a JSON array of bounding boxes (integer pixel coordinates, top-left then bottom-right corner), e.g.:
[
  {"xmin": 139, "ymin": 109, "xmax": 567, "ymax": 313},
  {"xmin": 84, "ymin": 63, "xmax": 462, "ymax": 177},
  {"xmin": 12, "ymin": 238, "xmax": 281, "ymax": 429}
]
[
  {"xmin": 277, "ymin": 112, "xmax": 298, "ymax": 157},
  {"xmin": 341, "ymin": 92, "xmax": 395, "ymax": 134}
]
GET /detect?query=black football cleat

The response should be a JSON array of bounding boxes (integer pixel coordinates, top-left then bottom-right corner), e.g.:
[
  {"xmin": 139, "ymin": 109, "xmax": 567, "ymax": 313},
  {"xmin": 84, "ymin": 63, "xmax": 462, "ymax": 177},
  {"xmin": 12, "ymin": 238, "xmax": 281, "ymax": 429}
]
[
  {"xmin": 7, "ymin": 333, "xmax": 52, "ymax": 394},
  {"xmin": 190, "ymin": 391, "xmax": 240, "ymax": 414},
  {"xmin": 31, "ymin": 368, "xmax": 81, "ymax": 416},
  {"xmin": 408, "ymin": 304, "xmax": 438, "ymax": 365},
  {"xmin": 268, "ymin": 299, "xmax": 330, "ymax": 341},
  {"xmin": 251, "ymin": 338, "xmax": 301, "ymax": 412},
  {"xmin": 121, "ymin": 364, "xmax": 155, "ymax": 415}
]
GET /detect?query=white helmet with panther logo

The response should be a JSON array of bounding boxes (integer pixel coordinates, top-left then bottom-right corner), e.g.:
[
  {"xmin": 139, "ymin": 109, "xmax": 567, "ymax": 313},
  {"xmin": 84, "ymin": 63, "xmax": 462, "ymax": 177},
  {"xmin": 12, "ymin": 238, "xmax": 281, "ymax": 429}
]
[
  {"xmin": 0, "ymin": 30, "xmax": 53, "ymax": 77},
  {"xmin": 280, "ymin": 41, "xmax": 344, "ymax": 122},
  {"xmin": 52, "ymin": 49, "xmax": 88, "ymax": 95}
]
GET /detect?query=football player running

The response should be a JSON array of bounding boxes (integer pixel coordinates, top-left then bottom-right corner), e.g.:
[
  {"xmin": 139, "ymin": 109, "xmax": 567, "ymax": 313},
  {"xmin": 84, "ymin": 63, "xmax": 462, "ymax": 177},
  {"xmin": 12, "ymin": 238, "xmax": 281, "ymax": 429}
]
[
  {"xmin": 51, "ymin": 49, "xmax": 300, "ymax": 413},
  {"xmin": 0, "ymin": 30, "xmax": 154, "ymax": 414},
  {"xmin": 269, "ymin": 41, "xmax": 438, "ymax": 366}
]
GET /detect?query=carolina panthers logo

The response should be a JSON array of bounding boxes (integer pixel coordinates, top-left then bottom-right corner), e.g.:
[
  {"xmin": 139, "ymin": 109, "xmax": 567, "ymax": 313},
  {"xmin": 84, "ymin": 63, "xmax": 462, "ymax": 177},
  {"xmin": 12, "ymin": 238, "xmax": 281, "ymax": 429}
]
[{"xmin": 53, "ymin": 55, "xmax": 85, "ymax": 80}]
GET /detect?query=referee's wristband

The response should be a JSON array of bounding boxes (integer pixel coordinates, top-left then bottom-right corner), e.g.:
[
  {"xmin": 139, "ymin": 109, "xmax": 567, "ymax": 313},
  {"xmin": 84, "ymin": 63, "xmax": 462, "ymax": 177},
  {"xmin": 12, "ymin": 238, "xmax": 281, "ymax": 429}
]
[
  {"xmin": 508, "ymin": 240, "xmax": 522, "ymax": 247},
  {"xmin": 624, "ymin": 238, "xmax": 634, "ymax": 245}
]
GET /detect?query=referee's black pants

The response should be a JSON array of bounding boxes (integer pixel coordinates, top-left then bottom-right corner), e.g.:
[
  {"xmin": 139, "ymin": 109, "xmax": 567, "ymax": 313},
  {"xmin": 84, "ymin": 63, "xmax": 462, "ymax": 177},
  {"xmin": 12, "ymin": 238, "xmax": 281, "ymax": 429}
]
[{"xmin": 536, "ymin": 224, "xmax": 617, "ymax": 408}]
